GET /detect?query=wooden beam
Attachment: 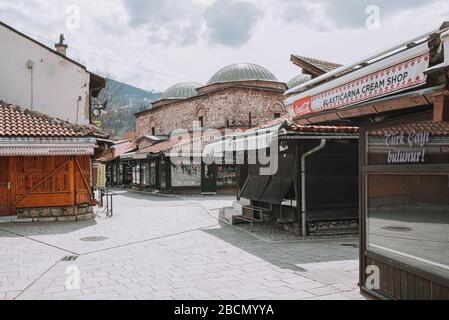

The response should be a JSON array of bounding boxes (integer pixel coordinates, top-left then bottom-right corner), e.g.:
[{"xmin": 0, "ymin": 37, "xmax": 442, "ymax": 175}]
[
  {"xmin": 291, "ymin": 56, "xmax": 325, "ymax": 78},
  {"xmin": 433, "ymin": 93, "xmax": 449, "ymax": 122},
  {"xmin": 75, "ymin": 158, "xmax": 94, "ymax": 199},
  {"xmin": 69, "ymin": 156, "xmax": 76, "ymax": 206}
]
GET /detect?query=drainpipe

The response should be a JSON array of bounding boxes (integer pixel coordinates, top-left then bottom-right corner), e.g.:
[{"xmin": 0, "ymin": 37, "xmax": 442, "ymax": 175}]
[{"xmin": 301, "ymin": 139, "xmax": 326, "ymax": 237}]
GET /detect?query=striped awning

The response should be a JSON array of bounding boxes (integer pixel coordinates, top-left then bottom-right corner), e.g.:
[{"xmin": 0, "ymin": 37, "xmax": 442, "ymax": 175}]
[
  {"xmin": 203, "ymin": 123, "xmax": 283, "ymax": 158},
  {"xmin": 0, "ymin": 138, "xmax": 97, "ymax": 156},
  {"xmin": 0, "ymin": 144, "xmax": 95, "ymax": 156}
]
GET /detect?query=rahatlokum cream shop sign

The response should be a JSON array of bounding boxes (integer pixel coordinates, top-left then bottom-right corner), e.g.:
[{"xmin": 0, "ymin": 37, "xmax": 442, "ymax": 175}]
[{"xmin": 291, "ymin": 48, "xmax": 430, "ymax": 117}]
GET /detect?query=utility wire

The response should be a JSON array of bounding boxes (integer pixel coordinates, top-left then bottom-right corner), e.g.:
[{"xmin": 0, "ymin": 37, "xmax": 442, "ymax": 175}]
[{"xmin": 16, "ymin": 27, "xmax": 196, "ymax": 83}]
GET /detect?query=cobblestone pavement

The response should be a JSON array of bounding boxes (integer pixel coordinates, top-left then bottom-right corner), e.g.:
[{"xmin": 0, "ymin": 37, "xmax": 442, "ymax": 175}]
[{"xmin": 0, "ymin": 190, "xmax": 365, "ymax": 300}]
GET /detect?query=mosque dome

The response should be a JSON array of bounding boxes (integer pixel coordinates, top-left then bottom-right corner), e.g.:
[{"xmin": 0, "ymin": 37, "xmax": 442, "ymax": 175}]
[
  {"xmin": 207, "ymin": 63, "xmax": 278, "ymax": 85},
  {"xmin": 159, "ymin": 82, "xmax": 202, "ymax": 101},
  {"xmin": 287, "ymin": 74, "xmax": 313, "ymax": 89}
]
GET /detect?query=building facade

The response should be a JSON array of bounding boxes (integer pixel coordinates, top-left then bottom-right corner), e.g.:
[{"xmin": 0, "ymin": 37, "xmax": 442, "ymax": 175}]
[
  {"xmin": 0, "ymin": 21, "xmax": 104, "ymax": 125},
  {"xmin": 0, "ymin": 102, "xmax": 105, "ymax": 221},
  {"xmin": 136, "ymin": 64, "xmax": 288, "ymax": 137},
  {"xmin": 130, "ymin": 63, "xmax": 289, "ymax": 194},
  {"xmin": 285, "ymin": 22, "xmax": 449, "ymax": 300},
  {"xmin": 0, "ymin": 21, "xmax": 106, "ymax": 221}
]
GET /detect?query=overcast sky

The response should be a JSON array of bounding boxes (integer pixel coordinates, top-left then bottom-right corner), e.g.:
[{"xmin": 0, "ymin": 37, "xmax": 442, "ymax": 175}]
[{"xmin": 1, "ymin": 0, "xmax": 448, "ymax": 92}]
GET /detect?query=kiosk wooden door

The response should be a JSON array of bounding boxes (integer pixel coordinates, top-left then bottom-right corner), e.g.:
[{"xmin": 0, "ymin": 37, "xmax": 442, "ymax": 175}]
[{"xmin": 0, "ymin": 158, "xmax": 12, "ymax": 215}]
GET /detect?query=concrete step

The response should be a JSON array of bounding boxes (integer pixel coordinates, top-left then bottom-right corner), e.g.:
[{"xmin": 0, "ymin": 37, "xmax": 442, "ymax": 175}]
[
  {"xmin": 219, "ymin": 207, "xmax": 242, "ymax": 225},
  {"xmin": 0, "ymin": 216, "xmax": 32, "ymax": 224},
  {"xmin": 233, "ymin": 198, "xmax": 251, "ymax": 213}
]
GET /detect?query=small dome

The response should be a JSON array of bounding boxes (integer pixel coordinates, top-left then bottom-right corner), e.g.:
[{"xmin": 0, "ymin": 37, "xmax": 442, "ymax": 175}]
[
  {"xmin": 159, "ymin": 82, "xmax": 202, "ymax": 101},
  {"xmin": 287, "ymin": 74, "xmax": 312, "ymax": 89},
  {"xmin": 207, "ymin": 63, "xmax": 278, "ymax": 85}
]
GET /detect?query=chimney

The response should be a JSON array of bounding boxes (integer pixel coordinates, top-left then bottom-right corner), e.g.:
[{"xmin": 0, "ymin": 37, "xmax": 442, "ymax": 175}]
[{"xmin": 55, "ymin": 34, "xmax": 68, "ymax": 56}]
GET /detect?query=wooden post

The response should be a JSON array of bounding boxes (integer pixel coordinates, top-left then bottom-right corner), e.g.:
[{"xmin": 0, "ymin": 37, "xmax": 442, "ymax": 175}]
[
  {"xmin": 433, "ymin": 94, "xmax": 449, "ymax": 122},
  {"xmin": 69, "ymin": 156, "xmax": 76, "ymax": 206}
]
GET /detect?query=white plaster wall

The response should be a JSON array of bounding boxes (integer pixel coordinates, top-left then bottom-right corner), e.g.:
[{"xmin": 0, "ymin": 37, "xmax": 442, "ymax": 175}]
[{"xmin": 0, "ymin": 24, "xmax": 91, "ymax": 125}]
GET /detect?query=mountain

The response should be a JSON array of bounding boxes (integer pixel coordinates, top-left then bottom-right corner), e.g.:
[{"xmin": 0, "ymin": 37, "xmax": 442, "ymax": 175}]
[{"xmin": 94, "ymin": 78, "xmax": 161, "ymax": 139}]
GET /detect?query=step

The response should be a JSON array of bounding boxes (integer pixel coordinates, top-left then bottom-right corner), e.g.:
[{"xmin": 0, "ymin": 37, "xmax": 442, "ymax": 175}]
[
  {"xmin": 233, "ymin": 198, "xmax": 251, "ymax": 213},
  {"xmin": 219, "ymin": 207, "xmax": 242, "ymax": 225},
  {"xmin": 0, "ymin": 216, "xmax": 33, "ymax": 224}
]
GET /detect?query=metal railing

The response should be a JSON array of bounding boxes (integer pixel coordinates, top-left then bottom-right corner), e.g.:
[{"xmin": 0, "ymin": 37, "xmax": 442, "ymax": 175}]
[{"xmin": 98, "ymin": 187, "xmax": 117, "ymax": 217}]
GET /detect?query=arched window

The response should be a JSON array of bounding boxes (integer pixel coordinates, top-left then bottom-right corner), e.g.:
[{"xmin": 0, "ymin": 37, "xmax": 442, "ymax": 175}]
[
  {"xmin": 269, "ymin": 102, "xmax": 286, "ymax": 119},
  {"xmin": 148, "ymin": 116, "xmax": 156, "ymax": 135},
  {"xmin": 194, "ymin": 106, "xmax": 206, "ymax": 128}
]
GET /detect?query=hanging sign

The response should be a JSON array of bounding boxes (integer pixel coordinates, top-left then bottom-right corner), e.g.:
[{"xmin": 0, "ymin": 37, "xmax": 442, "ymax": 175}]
[
  {"xmin": 293, "ymin": 52, "xmax": 430, "ymax": 117},
  {"xmin": 97, "ymin": 164, "xmax": 106, "ymax": 188}
]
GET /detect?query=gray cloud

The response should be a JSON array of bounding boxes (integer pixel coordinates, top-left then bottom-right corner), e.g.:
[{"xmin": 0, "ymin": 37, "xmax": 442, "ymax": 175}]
[
  {"xmin": 204, "ymin": 0, "xmax": 262, "ymax": 47},
  {"xmin": 283, "ymin": 0, "xmax": 440, "ymax": 30},
  {"xmin": 123, "ymin": 0, "xmax": 203, "ymax": 46}
]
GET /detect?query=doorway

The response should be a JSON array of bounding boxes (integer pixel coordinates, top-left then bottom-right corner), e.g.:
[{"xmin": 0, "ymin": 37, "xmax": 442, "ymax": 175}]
[
  {"xmin": 201, "ymin": 163, "xmax": 217, "ymax": 195},
  {"xmin": 0, "ymin": 158, "xmax": 12, "ymax": 216}
]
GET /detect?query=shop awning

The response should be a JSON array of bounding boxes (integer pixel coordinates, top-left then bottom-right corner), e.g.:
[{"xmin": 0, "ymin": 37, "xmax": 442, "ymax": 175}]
[
  {"xmin": 203, "ymin": 123, "xmax": 284, "ymax": 158},
  {"xmin": 120, "ymin": 152, "xmax": 136, "ymax": 160},
  {"xmin": 260, "ymin": 178, "xmax": 294, "ymax": 205},
  {"xmin": 0, "ymin": 143, "xmax": 95, "ymax": 157},
  {"xmin": 240, "ymin": 176, "xmax": 271, "ymax": 201}
]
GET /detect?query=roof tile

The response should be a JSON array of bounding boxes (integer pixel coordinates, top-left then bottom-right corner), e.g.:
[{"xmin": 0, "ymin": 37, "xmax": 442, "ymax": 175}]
[{"xmin": 0, "ymin": 101, "xmax": 107, "ymax": 138}]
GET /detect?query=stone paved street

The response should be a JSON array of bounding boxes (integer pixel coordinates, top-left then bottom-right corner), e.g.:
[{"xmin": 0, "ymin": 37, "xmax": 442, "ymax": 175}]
[{"xmin": 0, "ymin": 190, "xmax": 365, "ymax": 300}]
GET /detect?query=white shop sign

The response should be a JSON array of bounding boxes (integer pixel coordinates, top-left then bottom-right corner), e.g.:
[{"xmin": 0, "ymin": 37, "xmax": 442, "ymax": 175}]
[{"xmin": 292, "ymin": 52, "xmax": 430, "ymax": 117}]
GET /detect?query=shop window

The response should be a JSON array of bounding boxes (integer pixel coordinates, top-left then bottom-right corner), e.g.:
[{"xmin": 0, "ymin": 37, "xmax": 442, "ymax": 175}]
[
  {"xmin": 171, "ymin": 162, "xmax": 201, "ymax": 187},
  {"xmin": 118, "ymin": 164, "xmax": 123, "ymax": 184},
  {"xmin": 132, "ymin": 164, "xmax": 141, "ymax": 185},
  {"xmin": 149, "ymin": 162, "xmax": 157, "ymax": 186},
  {"xmin": 159, "ymin": 160, "xmax": 167, "ymax": 188},
  {"xmin": 142, "ymin": 163, "xmax": 150, "ymax": 186},
  {"xmin": 367, "ymin": 122, "xmax": 449, "ymax": 166},
  {"xmin": 365, "ymin": 121, "xmax": 449, "ymax": 279},
  {"xmin": 366, "ymin": 173, "xmax": 449, "ymax": 279},
  {"xmin": 217, "ymin": 165, "xmax": 237, "ymax": 187}
]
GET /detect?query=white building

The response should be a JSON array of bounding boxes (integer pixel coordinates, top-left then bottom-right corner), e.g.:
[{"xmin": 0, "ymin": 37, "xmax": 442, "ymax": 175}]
[{"xmin": 0, "ymin": 21, "xmax": 105, "ymax": 125}]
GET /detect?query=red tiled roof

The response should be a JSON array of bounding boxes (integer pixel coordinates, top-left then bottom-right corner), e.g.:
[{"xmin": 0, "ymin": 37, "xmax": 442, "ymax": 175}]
[
  {"xmin": 256, "ymin": 115, "xmax": 358, "ymax": 134},
  {"xmin": 0, "ymin": 101, "xmax": 107, "ymax": 138},
  {"xmin": 97, "ymin": 140, "xmax": 136, "ymax": 162},
  {"xmin": 255, "ymin": 115, "xmax": 292, "ymax": 129},
  {"xmin": 138, "ymin": 130, "xmax": 230, "ymax": 155},
  {"xmin": 370, "ymin": 121, "xmax": 449, "ymax": 136},
  {"xmin": 138, "ymin": 137, "xmax": 186, "ymax": 154},
  {"xmin": 288, "ymin": 123, "xmax": 359, "ymax": 134}
]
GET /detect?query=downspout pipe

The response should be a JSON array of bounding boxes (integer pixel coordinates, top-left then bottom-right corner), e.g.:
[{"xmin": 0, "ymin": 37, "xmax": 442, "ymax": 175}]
[{"xmin": 301, "ymin": 139, "xmax": 326, "ymax": 237}]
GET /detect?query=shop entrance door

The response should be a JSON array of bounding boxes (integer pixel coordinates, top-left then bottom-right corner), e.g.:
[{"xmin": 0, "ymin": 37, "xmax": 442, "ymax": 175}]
[
  {"xmin": 0, "ymin": 158, "xmax": 12, "ymax": 216},
  {"xmin": 201, "ymin": 163, "xmax": 217, "ymax": 195}
]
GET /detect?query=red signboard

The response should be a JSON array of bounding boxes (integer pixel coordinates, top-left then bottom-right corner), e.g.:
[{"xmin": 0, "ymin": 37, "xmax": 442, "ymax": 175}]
[{"xmin": 293, "ymin": 96, "xmax": 312, "ymax": 116}]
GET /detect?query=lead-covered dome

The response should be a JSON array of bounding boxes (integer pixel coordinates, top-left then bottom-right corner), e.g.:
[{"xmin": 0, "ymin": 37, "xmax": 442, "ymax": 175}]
[
  {"xmin": 159, "ymin": 82, "xmax": 202, "ymax": 101},
  {"xmin": 287, "ymin": 74, "xmax": 312, "ymax": 89},
  {"xmin": 207, "ymin": 63, "xmax": 278, "ymax": 85}
]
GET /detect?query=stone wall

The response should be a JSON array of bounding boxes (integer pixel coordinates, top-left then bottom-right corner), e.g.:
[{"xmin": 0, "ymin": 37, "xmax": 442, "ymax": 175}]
[
  {"xmin": 17, "ymin": 204, "xmax": 94, "ymax": 222},
  {"xmin": 136, "ymin": 87, "xmax": 286, "ymax": 138}
]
